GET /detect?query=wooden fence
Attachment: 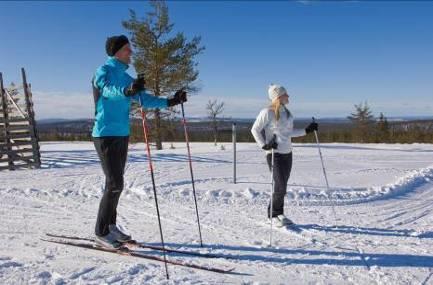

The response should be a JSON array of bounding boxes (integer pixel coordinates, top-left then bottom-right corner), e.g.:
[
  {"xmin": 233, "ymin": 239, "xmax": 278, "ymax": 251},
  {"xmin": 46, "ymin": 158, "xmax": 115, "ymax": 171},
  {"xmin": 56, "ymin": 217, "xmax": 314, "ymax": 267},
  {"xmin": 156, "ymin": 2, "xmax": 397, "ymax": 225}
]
[{"xmin": 0, "ymin": 68, "xmax": 41, "ymax": 170}]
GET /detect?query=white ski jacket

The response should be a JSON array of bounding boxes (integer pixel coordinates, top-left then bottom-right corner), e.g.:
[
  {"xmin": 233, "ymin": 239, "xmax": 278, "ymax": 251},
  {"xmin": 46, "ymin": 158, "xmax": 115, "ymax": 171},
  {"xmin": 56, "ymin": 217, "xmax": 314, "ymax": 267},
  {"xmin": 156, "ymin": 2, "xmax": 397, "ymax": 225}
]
[{"xmin": 251, "ymin": 107, "xmax": 306, "ymax": 154}]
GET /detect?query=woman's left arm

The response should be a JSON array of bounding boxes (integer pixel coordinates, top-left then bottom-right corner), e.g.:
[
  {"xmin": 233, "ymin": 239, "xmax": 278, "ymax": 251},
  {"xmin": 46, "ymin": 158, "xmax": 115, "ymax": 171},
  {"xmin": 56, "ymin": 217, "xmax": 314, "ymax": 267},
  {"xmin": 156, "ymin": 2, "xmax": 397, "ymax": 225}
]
[{"xmin": 289, "ymin": 128, "xmax": 307, "ymax": 138}]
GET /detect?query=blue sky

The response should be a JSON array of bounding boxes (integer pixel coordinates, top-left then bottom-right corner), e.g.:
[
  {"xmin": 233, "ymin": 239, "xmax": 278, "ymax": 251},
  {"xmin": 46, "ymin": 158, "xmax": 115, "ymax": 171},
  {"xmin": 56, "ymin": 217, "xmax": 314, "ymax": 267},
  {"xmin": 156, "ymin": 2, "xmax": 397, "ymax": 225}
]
[{"xmin": 1, "ymin": 1, "xmax": 433, "ymax": 120}]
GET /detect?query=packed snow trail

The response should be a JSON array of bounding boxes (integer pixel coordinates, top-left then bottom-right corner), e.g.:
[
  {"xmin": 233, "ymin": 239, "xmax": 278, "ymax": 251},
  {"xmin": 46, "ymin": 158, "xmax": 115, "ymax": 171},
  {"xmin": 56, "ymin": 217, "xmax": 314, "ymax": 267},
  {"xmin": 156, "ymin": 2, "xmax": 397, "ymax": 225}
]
[{"xmin": 1, "ymin": 142, "xmax": 433, "ymax": 284}]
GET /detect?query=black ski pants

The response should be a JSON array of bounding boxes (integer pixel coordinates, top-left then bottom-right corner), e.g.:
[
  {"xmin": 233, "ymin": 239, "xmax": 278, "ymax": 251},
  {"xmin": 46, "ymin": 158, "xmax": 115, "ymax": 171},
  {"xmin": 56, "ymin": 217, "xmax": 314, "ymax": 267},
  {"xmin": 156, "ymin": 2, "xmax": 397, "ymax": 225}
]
[
  {"xmin": 93, "ymin": 136, "xmax": 129, "ymax": 236},
  {"xmin": 266, "ymin": 152, "xmax": 293, "ymax": 218}
]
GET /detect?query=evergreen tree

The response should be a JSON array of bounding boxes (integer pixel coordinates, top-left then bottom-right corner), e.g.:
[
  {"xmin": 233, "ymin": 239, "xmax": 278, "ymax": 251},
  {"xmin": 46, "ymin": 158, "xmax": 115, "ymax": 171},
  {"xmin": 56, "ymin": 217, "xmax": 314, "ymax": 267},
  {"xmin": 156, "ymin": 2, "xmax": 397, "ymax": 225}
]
[
  {"xmin": 122, "ymin": 0, "xmax": 204, "ymax": 150},
  {"xmin": 347, "ymin": 101, "xmax": 375, "ymax": 142},
  {"xmin": 5, "ymin": 82, "xmax": 21, "ymax": 116},
  {"xmin": 376, "ymin": 112, "xmax": 390, "ymax": 142}
]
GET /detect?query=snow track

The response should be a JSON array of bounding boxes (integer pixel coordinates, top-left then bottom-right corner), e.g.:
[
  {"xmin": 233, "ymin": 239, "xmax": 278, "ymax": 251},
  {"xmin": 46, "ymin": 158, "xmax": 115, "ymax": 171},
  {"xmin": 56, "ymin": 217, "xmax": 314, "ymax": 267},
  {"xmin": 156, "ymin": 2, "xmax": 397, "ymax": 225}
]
[{"xmin": 1, "ymin": 142, "xmax": 433, "ymax": 284}]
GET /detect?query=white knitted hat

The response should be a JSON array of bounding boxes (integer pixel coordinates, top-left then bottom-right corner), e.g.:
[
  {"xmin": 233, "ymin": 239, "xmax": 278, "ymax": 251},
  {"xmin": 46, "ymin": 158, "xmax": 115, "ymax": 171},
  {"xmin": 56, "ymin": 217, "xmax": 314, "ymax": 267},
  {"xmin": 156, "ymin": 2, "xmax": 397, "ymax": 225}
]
[{"xmin": 268, "ymin": 84, "xmax": 288, "ymax": 101}]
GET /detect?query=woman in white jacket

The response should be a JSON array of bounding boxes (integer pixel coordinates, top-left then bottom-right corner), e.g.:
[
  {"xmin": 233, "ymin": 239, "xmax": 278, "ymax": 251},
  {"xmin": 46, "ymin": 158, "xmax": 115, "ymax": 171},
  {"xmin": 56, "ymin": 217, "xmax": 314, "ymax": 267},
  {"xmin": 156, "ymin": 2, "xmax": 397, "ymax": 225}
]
[{"xmin": 251, "ymin": 84, "xmax": 318, "ymax": 227}]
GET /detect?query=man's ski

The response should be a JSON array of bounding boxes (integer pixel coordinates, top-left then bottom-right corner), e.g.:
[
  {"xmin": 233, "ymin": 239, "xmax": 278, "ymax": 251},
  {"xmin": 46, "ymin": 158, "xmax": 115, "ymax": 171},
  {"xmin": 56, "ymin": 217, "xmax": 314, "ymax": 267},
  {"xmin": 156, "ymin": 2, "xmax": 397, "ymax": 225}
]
[
  {"xmin": 41, "ymin": 238, "xmax": 238, "ymax": 275},
  {"xmin": 45, "ymin": 233, "xmax": 237, "ymax": 260}
]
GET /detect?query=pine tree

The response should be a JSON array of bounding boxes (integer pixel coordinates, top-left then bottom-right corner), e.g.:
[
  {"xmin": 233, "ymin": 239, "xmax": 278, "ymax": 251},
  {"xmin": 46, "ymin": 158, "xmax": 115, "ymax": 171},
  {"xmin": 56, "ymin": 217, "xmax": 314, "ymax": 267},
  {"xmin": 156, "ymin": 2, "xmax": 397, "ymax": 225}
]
[
  {"xmin": 347, "ymin": 101, "xmax": 375, "ymax": 142},
  {"xmin": 5, "ymin": 82, "xmax": 21, "ymax": 116},
  {"xmin": 376, "ymin": 112, "xmax": 390, "ymax": 142},
  {"xmin": 122, "ymin": 0, "xmax": 204, "ymax": 150}
]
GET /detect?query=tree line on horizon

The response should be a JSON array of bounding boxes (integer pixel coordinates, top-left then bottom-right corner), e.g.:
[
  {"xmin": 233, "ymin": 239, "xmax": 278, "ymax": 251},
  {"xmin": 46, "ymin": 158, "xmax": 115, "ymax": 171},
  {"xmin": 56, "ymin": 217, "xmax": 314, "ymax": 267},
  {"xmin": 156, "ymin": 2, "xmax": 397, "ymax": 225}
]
[{"xmin": 37, "ymin": 101, "xmax": 433, "ymax": 144}]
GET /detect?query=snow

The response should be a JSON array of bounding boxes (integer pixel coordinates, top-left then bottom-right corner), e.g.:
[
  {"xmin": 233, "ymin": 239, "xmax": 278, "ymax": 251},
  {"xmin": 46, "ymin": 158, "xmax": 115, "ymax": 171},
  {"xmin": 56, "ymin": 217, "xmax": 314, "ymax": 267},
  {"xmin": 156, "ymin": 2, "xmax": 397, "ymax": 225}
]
[{"xmin": 1, "ymin": 141, "xmax": 433, "ymax": 284}]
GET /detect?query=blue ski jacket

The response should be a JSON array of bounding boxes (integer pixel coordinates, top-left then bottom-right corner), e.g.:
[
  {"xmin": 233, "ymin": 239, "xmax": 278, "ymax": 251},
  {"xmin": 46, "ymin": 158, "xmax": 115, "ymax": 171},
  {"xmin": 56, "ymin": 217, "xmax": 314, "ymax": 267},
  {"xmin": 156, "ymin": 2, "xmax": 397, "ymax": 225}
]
[{"xmin": 92, "ymin": 57, "xmax": 168, "ymax": 137}]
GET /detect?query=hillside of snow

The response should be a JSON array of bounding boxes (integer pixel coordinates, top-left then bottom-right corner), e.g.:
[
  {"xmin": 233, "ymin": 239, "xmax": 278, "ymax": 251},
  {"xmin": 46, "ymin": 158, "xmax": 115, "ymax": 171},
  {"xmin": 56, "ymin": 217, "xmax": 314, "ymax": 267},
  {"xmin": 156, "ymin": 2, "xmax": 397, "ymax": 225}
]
[{"xmin": 1, "ymin": 142, "xmax": 433, "ymax": 284}]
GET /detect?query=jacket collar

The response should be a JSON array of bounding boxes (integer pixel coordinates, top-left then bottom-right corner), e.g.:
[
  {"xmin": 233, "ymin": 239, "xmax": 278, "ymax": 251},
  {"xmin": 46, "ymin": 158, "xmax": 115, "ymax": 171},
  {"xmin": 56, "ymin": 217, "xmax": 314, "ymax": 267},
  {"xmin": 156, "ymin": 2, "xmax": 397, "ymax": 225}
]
[{"xmin": 106, "ymin": 57, "xmax": 129, "ymax": 71}]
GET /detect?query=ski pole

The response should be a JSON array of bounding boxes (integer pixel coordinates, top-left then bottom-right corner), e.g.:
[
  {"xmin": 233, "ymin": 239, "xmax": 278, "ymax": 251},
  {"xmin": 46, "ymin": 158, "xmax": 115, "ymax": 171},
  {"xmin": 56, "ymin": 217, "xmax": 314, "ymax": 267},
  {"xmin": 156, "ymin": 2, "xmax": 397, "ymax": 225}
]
[
  {"xmin": 312, "ymin": 117, "xmax": 338, "ymax": 224},
  {"xmin": 180, "ymin": 102, "xmax": 204, "ymax": 247},
  {"xmin": 139, "ymin": 102, "xmax": 169, "ymax": 279},
  {"xmin": 269, "ymin": 147, "xmax": 275, "ymax": 247}
]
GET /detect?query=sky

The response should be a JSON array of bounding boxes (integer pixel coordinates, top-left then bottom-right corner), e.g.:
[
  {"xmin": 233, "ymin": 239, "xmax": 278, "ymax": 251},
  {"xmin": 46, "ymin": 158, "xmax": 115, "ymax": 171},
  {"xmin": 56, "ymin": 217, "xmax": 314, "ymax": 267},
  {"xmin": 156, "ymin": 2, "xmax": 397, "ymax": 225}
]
[{"xmin": 1, "ymin": 1, "xmax": 433, "ymax": 120}]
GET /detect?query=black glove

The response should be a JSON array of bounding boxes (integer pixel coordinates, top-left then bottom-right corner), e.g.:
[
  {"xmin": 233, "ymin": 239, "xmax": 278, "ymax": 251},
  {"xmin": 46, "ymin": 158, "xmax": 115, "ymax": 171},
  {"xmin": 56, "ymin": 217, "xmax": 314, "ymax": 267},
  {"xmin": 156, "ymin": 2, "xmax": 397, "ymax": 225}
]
[
  {"xmin": 305, "ymin": 122, "xmax": 318, "ymax": 134},
  {"xmin": 167, "ymin": 89, "xmax": 187, "ymax": 107},
  {"xmin": 124, "ymin": 76, "xmax": 146, "ymax": 97},
  {"xmin": 262, "ymin": 135, "xmax": 278, "ymax": 150}
]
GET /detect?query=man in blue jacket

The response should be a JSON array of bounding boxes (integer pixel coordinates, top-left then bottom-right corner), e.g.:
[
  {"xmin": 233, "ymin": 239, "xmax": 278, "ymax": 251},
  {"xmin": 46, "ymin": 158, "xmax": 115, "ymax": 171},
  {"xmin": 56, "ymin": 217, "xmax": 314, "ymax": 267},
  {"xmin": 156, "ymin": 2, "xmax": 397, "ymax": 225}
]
[{"xmin": 92, "ymin": 35, "xmax": 186, "ymax": 248}]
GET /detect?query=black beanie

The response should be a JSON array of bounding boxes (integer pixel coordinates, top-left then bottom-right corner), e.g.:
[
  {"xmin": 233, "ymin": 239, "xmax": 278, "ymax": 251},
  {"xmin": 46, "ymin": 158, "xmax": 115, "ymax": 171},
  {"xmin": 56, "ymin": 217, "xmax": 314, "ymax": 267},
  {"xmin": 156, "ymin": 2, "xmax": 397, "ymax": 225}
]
[{"xmin": 105, "ymin": 35, "xmax": 130, "ymax": 56}]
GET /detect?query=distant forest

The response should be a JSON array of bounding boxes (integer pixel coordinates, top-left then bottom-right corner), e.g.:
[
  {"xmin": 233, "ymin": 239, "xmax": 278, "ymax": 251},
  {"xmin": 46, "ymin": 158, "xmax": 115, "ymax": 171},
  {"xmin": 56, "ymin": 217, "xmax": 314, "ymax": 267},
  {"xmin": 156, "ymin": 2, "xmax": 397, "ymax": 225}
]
[{"xmin": 37, "ymin": 117, "xmax": 433, "ymax": 145}]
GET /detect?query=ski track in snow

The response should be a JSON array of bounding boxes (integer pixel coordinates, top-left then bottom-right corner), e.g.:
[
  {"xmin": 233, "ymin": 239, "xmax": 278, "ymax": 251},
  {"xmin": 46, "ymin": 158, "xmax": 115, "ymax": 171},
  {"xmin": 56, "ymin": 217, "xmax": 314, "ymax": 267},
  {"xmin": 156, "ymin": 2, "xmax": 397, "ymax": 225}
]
[{"xmin": 1, "ymin": 142, "xmax": 433, "ymax": 284}]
